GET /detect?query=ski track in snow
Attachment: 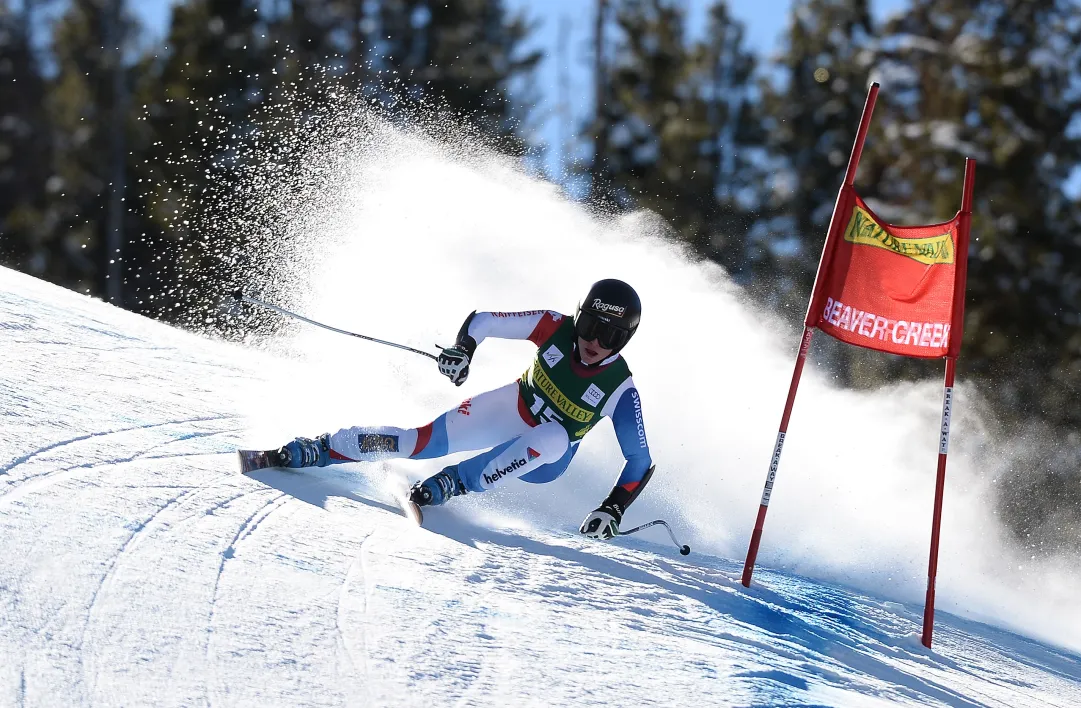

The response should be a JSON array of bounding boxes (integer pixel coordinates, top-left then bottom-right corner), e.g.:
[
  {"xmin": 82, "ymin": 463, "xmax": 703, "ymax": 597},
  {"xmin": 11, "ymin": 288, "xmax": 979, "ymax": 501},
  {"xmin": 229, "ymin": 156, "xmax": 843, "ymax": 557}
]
[
  {"xmin": 333, "ymin": 532, "xmax": 374, "ymax": 703},
  {"xmin": 205, "ymin": 490, "xmax": 293, "ymax": 658},
  {"xmin": 202, "ymin": 489, "xmax": 297, "ymax": 707},
  {"xmin": 0, "ymin": 417, "xmax": 240, "ymax": 476},
  {"xmin": 0, "ymin": 420, "xmax": 242, "ymax": 506},
  {"xmin": 80, "ymin": 486, "xmax": 203, "ymax": 697},
  {"xmin": 2, "ymin": 269, "xmax": 1081, "ymax": 707}
]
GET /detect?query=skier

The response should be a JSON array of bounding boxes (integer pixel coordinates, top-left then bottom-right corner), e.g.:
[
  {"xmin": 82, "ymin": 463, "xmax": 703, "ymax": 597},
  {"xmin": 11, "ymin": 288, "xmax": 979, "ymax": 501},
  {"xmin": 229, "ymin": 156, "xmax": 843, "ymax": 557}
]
[{"xmin": 271, "ymin": 279, "xmax": 654, "ymax": 540}]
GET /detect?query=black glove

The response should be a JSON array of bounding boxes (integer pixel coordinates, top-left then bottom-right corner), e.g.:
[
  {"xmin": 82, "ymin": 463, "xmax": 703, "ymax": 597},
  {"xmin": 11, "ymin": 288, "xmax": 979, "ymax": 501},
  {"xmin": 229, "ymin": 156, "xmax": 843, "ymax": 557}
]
[
  {"xmin": 579, "ymin": 500, "xmax": 623, "ymax": 540},
  {"xmin": 438, "ymin": 313, "xmax": 479, "ymax": 387},
  {"xmin": 579, "ymin": 467, "xmax": 656, "ymax": 540},
  {"xmin": 437, "ymin": 344, "xmax": 472, "ymax": 386}
]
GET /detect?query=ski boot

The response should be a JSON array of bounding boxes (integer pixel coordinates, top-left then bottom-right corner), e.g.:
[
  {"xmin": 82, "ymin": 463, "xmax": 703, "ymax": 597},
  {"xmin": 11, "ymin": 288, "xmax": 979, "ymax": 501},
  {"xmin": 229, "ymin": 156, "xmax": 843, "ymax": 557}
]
[
  {"xmin": 409, "ymin": 465, "xmax": 466, "ymax": 507},
  {"xmin": 279, "ymin": 434, "xmax": 331, "ymax": 469}
]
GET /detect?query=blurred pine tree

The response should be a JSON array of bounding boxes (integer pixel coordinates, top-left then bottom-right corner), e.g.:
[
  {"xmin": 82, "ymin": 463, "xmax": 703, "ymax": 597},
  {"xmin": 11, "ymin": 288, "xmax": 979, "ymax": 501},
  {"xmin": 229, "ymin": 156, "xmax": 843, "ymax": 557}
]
[
  {"xmin": 0, "ymin": 0, "xmax": 54, "ymax": 282},
  {"xmin": 601, "ymin": 0, "xmax": 716, "ymax": 244},
  {"xmin": 697, "ymin": 1, "xmax": 772, "ymax": 284},
  {"xmin": 132, "ymin": 0, "xmax": 272, "ymax": 318},
  {"xmin": 758, "ymin": 0, "xmax": 878, "ymax": 315},
  {"xmin": 587, "ymin": 0, "xmax": 768, "ymax": 269},
  {"xmin": 377, "ymin": 0, "xmax": 541, "ymax": 154},
  {"xmin": 44, "ymin": 0, "xmax": 140, "ymax": 301}
]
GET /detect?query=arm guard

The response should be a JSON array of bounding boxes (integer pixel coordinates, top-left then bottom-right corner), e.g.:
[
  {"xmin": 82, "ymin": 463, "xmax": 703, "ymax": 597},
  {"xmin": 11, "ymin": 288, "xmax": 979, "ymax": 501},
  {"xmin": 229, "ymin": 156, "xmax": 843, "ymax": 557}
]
[
  {"xmin": 600, "ymin": 464, "xmax": 656, "ymax": 520},
  {"xmin": 454, "ymin": 310, "xmax": 479, "ymax": 358}
]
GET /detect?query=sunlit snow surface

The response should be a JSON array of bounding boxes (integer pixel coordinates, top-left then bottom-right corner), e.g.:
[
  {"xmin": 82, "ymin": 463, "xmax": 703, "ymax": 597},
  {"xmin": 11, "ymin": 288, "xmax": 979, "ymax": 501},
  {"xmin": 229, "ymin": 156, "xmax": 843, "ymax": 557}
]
[{"xmin": 2, "ymin": 267, "xmax": 1080, "ymax": 706}]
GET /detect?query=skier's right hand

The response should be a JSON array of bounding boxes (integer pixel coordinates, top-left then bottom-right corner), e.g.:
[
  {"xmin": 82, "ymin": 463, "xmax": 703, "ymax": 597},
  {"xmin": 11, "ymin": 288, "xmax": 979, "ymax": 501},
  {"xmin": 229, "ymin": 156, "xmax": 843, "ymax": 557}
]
[{"xmin": 437, "ymin": 345, "xmax": 471, "ymax": 386}]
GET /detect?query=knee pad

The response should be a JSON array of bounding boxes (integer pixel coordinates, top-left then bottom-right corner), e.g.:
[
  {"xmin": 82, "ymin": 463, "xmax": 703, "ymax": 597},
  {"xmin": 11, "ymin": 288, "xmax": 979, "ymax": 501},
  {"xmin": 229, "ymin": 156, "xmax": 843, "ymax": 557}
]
[
  {"xmin": 460, "ymin": 424, "xmax": 571, "ymax": 492},
  {"xmin": 528, "ymin": 422, "xmax": 570, "ymax": 462}
]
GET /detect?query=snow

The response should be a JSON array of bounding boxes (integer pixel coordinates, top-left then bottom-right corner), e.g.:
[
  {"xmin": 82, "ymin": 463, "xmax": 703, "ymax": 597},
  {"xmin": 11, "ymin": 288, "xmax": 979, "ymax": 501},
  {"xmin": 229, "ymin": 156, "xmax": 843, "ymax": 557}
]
[
  {"xmin": 2, "ymin": 121, "xmax": 1081, "ymax": 705},
  {"xmin": 2, "ymin": 268, "xmax": 1080, "ymax": 706}
]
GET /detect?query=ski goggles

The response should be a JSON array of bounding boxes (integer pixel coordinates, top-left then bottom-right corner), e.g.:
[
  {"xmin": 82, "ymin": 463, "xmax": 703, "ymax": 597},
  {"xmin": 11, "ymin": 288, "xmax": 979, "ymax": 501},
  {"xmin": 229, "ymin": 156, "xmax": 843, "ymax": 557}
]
[{"xmin": 574, "ymin": 310, "xmax": 632, "ymax": 351}]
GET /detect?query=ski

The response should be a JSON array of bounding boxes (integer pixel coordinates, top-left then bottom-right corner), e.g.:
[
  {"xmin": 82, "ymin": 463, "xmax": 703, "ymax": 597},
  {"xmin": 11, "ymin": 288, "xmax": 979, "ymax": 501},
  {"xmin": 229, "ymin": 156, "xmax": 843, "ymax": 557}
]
[
  {"xmin": 237, "ymin": 448, "xmax": 285, "ymax": 474},
  {"xmin": 238, "ymin": 449, "xmax": 424, "ymax": 526},
  {"xmin": 397, "ymin": 489, "xmax": 424, "ymax": 526},
  {"xmin": 397, "ymin": 484, "xmax": 425, "ymax": 529}
]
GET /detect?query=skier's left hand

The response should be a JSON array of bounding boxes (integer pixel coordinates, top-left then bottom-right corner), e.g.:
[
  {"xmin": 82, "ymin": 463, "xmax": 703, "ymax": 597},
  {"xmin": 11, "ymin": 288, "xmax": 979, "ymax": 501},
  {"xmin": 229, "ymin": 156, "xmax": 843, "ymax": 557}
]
[{"xmin": 579, "ymin": 502, "xmax": 622, "ymax": 540}]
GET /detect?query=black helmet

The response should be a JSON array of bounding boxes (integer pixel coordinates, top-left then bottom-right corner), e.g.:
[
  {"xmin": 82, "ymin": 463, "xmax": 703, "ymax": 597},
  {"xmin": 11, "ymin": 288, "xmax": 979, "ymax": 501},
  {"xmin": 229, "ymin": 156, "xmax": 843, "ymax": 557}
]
[{"xmin": 574, "ymin": 279, "xmax": 641, "ymax": 353}]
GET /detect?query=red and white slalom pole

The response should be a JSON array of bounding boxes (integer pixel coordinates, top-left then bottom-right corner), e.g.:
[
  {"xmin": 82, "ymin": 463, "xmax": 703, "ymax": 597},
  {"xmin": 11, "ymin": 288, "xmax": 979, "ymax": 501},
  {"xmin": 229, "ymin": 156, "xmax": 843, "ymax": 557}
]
[
  {"xmin": 921, "ymin": 359, "xmax": 955, "ymax": 647},
  {"xmin": 921, "ymin": 157, "xmax": 975, "ymax": 648},
  {"xmin": 740, "ymin": 83, "xmax": 879, "ymax": 588},
  {"xmin": 741, "ymin": 327, "xmax": 813, "ymax": 587}
]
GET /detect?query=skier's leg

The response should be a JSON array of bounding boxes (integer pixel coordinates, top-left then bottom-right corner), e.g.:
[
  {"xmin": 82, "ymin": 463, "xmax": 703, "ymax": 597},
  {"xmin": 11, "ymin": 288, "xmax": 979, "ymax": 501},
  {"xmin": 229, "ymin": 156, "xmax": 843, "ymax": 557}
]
[
  {"xmin": 283, "ymin": 382, "xmax": 531, "ymax": 468},
  {"xmin": 455, "ymin": 421, "xmax": 571, "ymax": 493},
  {"xmin": 411, "ymin": 422, "xmax": 571, "ymax": 506},
  {"xmin": 407, "ymin": 382, "xmax": 535, "ymax": 460},
  {"xmin": 518, "ymin": 443, "xmax": 579, "ymax": 484}
]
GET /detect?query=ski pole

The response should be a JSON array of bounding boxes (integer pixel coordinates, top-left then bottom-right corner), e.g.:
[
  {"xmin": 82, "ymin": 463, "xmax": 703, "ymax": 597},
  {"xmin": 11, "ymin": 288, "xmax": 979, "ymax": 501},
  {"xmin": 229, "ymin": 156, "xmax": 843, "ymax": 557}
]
[
  {"xmin": 619, "ymin": 519, "xmax": 691, "ymax": 556},
  {"xmin": 232, "ymin": 290, "xmax": 439, "ymax": 361}
]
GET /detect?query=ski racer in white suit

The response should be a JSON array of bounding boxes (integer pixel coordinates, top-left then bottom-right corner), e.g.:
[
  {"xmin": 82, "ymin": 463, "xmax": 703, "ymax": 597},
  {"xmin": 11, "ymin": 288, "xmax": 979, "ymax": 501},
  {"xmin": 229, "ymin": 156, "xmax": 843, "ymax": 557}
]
[{"xmin": 278, "ymin": 279, "xmax": 655, "ymax": 540}]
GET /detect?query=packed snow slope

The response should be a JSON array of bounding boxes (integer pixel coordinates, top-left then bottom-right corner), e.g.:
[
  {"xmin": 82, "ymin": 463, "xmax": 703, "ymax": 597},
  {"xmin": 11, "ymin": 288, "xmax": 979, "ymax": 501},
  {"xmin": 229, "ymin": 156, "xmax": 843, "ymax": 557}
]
[
  {"xmin": 3, "ymin": 273, "xmax": 1081, "ymax": 707},
  {"xmin": 3, "ymin": 120, "xmax": 1081, "ymax": 706}
]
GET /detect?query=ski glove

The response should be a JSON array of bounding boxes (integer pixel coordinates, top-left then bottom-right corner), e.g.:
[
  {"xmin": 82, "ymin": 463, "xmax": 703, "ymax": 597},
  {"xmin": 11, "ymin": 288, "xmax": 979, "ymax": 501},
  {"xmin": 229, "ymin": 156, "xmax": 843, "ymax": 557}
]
[
  {"xmin": 439, "ymin": 319, "xmax": 478, "ymax": 387},
  {"xmin": 579, "ymin": 501, "xmax": 623, "ymax": 540},
  {"xmin": 437, "ymin": 345, "xmax": 472, "ymax": 386}
]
